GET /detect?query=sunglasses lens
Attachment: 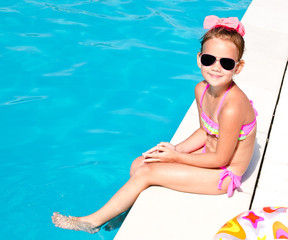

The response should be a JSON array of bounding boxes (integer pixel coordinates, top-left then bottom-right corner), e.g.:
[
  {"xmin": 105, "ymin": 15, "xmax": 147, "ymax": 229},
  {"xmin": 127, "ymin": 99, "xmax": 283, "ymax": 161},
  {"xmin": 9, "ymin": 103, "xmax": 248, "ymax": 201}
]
[
  {"xmin": 220, "ymin": 58, "xmax": 236, "ymax": 70},
  {"xmin": 201, "ymin": 54, "xmax": 216, "ymax": 66},
  {"xmin": 201, "ymin": 54, "xmax": 236, "ymax": 71}
]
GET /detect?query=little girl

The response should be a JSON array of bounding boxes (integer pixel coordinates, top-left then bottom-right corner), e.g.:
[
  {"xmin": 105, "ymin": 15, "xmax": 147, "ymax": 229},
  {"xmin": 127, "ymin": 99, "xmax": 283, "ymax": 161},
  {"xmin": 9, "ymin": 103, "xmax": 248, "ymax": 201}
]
[{"xmin": 52, "ymin": 15, "xmax": 257, "ymax": 233}]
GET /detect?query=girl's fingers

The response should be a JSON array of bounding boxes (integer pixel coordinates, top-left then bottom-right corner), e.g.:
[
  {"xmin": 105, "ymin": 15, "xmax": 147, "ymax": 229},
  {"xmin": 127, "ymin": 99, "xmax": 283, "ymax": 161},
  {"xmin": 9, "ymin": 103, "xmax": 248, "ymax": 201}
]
[
  {"xmin": 143, "ymin": 146, "xmax": 158, "ymax": 155},
  {"xmin": 158, "ymin": 142, "xmax": 175, "ymax": 150},
  {"xmin": 143, "ymin": 152, "xmax": 159, "ymax": 158},
  {"xmin": 156, "ymin": 146, "xmax": 169, "ymax": 152},
  {"xmin": 143, "ymin": 147, "xmax": 167, "ymax": 159},
  {"xmin": 158, "ymin": 142, "xmax": 168, "ymax": 147},
  {"xmin": 142, "ymin": 158, "xmax": 161, "ymax": 163},
  {"xmin": 143, "ymin": 142, "xmax": 174, "ymax": 156}
]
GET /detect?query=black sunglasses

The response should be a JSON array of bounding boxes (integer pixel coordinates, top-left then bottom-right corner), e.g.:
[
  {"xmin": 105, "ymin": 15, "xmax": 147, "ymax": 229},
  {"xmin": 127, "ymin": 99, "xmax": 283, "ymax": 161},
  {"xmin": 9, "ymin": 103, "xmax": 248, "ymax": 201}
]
[{"xmin": 200, "ymin": 54, "xmax": 237, "ymax": 71}]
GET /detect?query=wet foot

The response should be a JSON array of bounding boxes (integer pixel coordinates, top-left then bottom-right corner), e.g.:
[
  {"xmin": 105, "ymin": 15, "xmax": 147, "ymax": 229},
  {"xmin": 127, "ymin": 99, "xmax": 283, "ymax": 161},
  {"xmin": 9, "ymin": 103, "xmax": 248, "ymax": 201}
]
[{"xmin": 52, "ymin": 212, "xmax": 101, "ymax": 234}]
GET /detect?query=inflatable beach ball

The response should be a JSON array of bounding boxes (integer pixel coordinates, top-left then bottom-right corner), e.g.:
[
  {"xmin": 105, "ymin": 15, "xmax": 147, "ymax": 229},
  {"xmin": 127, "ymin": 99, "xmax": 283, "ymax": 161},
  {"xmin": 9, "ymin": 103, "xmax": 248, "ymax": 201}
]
[{"xmin": 213, "ymin": 207, "xmax": 288, "ymax": 240}]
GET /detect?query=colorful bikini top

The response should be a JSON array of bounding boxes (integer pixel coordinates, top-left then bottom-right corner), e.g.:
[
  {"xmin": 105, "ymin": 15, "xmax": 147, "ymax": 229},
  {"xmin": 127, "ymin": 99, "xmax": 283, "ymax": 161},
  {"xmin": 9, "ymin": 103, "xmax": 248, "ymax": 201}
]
[{"xmin": 200, "ymin": 83, "xmax": 258, "ymax": 140}]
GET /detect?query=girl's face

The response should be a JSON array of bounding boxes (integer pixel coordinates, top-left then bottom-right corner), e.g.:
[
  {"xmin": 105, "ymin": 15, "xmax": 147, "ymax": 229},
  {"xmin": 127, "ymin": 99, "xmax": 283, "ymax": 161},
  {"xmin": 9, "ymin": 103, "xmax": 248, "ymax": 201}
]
[{"xmin": 197, "ymin": 37, "xmax": 244, "ymax": 88}]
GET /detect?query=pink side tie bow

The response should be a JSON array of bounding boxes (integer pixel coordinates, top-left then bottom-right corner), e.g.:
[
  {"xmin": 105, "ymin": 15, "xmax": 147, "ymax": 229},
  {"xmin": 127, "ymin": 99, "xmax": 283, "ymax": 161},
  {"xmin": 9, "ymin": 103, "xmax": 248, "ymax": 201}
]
[
  {"xmin": 204, "ymin": 15, "xmax": 245, "ymax": 36},
  {"xmin": 218, "ymin": 167, "xmax": 242, "ymax": 197}
]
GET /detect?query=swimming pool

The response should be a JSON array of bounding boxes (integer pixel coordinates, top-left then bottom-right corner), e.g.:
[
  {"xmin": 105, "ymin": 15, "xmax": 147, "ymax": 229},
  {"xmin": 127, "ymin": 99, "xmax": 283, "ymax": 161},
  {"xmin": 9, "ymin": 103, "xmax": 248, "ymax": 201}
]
[{"xmin": 0, "ymin": 1, "xmax": 251, "ymax": 239}]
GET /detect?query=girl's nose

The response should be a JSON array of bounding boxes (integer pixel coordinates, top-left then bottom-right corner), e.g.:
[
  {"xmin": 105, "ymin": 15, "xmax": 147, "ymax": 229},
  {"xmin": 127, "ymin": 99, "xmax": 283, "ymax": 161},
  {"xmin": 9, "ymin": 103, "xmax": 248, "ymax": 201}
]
[{"xmin": 211, "ymin": 59, "xmax": 222, "ymax": 71}]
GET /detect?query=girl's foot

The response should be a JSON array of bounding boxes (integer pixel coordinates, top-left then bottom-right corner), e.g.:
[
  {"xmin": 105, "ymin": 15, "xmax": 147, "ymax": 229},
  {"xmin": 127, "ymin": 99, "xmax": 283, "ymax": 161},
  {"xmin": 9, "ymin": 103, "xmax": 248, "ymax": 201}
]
[{"xmin": 52, "ymin": 212, "xmax": 101, "ymax": 234}]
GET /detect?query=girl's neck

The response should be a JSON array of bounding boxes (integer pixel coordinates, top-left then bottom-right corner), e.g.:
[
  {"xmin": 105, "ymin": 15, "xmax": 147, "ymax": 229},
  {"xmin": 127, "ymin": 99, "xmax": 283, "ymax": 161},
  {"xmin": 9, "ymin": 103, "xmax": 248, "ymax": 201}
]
[{"xmin": 207, "ymin": 81, "xmax": 234, "ymax": 98}]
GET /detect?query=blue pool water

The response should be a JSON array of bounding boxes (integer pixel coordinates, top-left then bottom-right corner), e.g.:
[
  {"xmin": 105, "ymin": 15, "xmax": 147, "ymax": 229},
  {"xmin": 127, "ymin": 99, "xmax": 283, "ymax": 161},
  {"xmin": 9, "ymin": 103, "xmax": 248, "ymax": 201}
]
[{"xmin": 0, "ymin": 1, "xmax": 251, "ymax": 239}]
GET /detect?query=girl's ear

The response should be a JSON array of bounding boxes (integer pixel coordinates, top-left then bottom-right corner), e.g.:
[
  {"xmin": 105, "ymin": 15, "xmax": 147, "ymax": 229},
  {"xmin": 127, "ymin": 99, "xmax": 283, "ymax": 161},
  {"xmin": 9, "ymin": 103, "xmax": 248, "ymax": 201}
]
[
  {"xmin": 235, "ymin": 59, "xmax": 245, "ymax": 74},
  {"xmin": 197, "ymin": 53, "xmax": 202, "ymax": 69}
]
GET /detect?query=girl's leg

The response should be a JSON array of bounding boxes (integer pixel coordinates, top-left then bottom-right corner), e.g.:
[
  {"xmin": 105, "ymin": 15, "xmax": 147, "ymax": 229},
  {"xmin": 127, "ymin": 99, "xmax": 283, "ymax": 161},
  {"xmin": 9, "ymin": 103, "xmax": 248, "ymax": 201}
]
[
  {"xmin": 52, "ymin": 165, "xmax": 150, "ymax": 232},
  {"xmin": 52, "ymin": 162, "xmax": 230, "ymax": 232},
  {"xmin": 130, "ymin": 145, "xmax": 206, "ymax": 177}
]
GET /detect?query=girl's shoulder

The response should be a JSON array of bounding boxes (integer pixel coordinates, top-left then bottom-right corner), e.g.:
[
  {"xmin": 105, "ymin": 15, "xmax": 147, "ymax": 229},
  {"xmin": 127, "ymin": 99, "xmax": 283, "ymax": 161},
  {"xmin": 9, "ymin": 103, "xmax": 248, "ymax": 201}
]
[
  {"xmin": 227, "ymin": 84, "xmax": 251, "ymax": 106},
  {"xmin": 195, "ymin": 80, "xmax": 207, "ymax": 102},
  {"xmin": 220, "ymin": 84, "xmax": 255, "ymax": 123}
]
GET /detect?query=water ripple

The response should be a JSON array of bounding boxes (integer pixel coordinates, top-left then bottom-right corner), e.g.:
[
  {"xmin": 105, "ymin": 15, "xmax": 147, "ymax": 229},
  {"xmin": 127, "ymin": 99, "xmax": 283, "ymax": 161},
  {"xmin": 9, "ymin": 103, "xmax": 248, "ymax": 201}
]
[
  {"xmin": 172, "ymin": 74, "xmax": 203, "ymax": 81},
  {"xmin": 59, "ymin": 160, "xmax": 99, "ymax": 170},
  {"xmin": 0, "ymin": 7, "xmax": 19, "ymax": 13},
  {"xmin": 46, "ymin": 18, "xmax": 89, "ymax": 27},
  {"xmin": 114, "ymin": 10, "xmax": 155, "ymax": 20},
  {"xmin": 80, "ymin": 39, "xmax": 188, "ymax": 54},
  {"xmin": 25, "ymin": 0, "xmax": 153, "ymax": 21},
  {"xmin": 212, "ymin": 0, "xmax": 251, "ymax": 11},
  {"xmin": 87, "ymin": 129, "xmax": 121, "ymax": 134},
  {"xmin": 43, "ymin": 62, "xmax": 87, "ymax": 77},
  {"xmin": 43, "ymin": 3, "xmax": 126, "ymax": 20},
  {"xmin": 111, "ymin": 108, "xmax": 170, "ymax": 123},
  {"xmin": 148, "ymin": 7, "xmax": 201, "ymax": 37},
  {"xmin": 6, "ymin": 46, "xmax": 41, "ymax": 53},
  {"xmin": 19, "ymin": 33, "xmax": 52, "ymax": 37},
  {"xmin": 1, "ymin": 96, "xmax": 48, "ymax": 105},
  {"xmin": 43, "ymin": 0, "xmax": 132, "ymax": 8}
]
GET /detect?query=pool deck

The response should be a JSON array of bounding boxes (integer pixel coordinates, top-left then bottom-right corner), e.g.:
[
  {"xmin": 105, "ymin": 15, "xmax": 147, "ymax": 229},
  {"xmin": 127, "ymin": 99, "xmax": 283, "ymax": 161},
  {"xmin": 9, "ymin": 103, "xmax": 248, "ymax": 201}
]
[{"xmin": 115, "ymin": 0, "xmax": 288, "ymax": 239}]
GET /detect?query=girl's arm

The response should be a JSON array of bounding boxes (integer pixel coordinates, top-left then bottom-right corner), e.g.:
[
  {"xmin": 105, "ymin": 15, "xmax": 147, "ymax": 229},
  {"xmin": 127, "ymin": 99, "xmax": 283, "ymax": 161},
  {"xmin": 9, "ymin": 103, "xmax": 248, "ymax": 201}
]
[
  {"xmin": 143, "ymin": 102, "xmax": 243, "ymax": 168},
  {"xmin": 143, "ymin": 127, "xmax": 206, "ymax": 156},
  {"xmin": 175, "ymin": 127, "xmax": 207, "ymax": 153},
  {"xmin": 144, "ymin": 82, "xmax": 207, "ymax": 155},
  {"xmin": 175, "ymin": 81, "xmax": 207, "ymax": 153}
]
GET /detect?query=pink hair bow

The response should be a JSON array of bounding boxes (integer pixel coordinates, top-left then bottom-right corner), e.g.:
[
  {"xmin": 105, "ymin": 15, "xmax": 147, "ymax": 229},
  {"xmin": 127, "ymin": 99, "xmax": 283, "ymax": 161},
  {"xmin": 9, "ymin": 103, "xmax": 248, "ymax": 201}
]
[{"xmin": 203, "ymin": 15, "xmax": 245, "ymax": 36}]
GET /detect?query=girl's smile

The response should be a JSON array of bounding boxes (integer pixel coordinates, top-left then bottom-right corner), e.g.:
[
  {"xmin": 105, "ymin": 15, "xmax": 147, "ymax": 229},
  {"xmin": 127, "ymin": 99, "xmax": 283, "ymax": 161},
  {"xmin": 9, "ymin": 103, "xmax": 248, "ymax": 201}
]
[{"xmin": 208, "ymin": 73, "xmax": 223, "ymax": 79}]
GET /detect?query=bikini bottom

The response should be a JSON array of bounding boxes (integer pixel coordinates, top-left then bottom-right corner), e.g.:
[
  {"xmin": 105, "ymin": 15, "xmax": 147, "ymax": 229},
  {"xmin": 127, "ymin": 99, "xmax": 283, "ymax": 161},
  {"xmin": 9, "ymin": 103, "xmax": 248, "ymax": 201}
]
[{"xmin": 202, "ymin": 145, "xmax": 242, "ymax": 197}]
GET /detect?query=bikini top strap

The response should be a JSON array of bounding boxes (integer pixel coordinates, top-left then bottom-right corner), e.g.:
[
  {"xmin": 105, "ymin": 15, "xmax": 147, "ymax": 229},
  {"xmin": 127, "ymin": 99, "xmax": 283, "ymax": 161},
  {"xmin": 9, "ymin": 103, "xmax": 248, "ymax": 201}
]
[
  {"xmin": 216, "ymin": 83, "xmax": 233, "ymax": 117},
  {"xmin": 200, "ymin": 83, "xmax": 210, "ymax": 108},
  {"xmin": 250, "ymin": 100, "xmax": 259, "ymax": 117}
]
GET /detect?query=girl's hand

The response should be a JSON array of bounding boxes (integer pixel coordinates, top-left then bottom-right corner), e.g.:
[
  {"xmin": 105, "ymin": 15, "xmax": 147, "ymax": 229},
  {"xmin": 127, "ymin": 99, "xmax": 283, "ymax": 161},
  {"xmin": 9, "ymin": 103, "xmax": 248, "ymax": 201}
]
[
  {"xmin": 142, "ymin": 142, "xmax": 178, "ymax": 163},
  {"xmin": 143, "ymin": 142, "xmax": 176, "ymax": 155}
]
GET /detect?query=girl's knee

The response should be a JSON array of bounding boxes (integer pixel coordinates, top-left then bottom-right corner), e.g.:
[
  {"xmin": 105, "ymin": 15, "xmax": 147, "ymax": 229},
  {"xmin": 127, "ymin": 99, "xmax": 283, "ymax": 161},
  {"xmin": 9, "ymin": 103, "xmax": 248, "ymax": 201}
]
[
  {"xmin": 128, "ymin": 164, "xmax": 156, "ymax": 190},
  {"xmin": 130, "ymin": 156, "xmax": 145, "ymax": 176},
  {"xmin": 132, "ymin": 163, "xmax": 157, "ymax": 184}
]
